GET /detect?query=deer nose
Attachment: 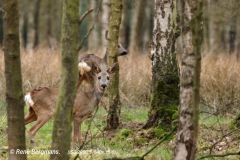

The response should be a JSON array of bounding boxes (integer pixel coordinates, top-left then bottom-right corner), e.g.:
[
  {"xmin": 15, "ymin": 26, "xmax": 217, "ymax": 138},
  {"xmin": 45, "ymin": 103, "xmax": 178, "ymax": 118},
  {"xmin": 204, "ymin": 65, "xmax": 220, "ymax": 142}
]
[{"xmin": 101, "ymin": 84, "xmax": 107, "ymax": 89}]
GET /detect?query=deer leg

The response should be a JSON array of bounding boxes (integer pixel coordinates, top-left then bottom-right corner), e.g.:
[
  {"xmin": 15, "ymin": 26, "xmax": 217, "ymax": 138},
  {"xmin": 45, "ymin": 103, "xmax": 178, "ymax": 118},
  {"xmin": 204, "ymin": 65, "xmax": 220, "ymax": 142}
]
[
  {"xmin": 27, "ymin": 114, "xmax": 53, "ymax": 148},
  {"xmin": 72, "ymin": 114, "xmax": 93, "ymax": 149},
  {"xmin": 78, "ymin": 115, "xmax": 92, "ymax": 145},
  {"xmin": 72, "ymin": 120, "xmax": 81, "ymax": 149},
  {"xmin": 25, "ymin": 107, "xmax": 37, "ymax": 125},
  {"xmin": 77, "ymin": 74, "xmax": 85, "ymax": 89},
  {"xmin": 78, "ymin": 121, "xmax": 83, "ymax": 147}
]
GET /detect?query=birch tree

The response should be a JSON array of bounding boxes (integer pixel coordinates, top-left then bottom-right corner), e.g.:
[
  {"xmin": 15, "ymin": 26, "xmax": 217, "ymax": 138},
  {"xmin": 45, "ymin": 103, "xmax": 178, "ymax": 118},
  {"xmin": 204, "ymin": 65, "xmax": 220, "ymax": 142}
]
[
  {"xmin": 101, "ymin": 0, "xmax": 110, "ymax": 50},
  {"xmin": 3, "ymin": 0, "xmax": 27, "ymax": 159},
  {"xmin": 88, "ymin": 0, "xmax": 99, "ymax": 51},
  {"xmin": 143, "ymin": 0, "xmax": 179, "ymax": 130},
  {"xmin": 173, "ymin": 0, "xmax": 202, "ymax": 159}
]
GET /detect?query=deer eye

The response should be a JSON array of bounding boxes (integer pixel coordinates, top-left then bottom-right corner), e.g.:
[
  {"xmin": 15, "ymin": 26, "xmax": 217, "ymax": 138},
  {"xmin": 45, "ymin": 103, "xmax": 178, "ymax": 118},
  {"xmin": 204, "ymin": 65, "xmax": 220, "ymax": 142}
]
[
  {"xmin": 107, "ymin": 76, "xmax": 110, "ymax": 80},
  {"xmin": 98, "ymin": 76, "xmax": 101, "ymax": 80}
]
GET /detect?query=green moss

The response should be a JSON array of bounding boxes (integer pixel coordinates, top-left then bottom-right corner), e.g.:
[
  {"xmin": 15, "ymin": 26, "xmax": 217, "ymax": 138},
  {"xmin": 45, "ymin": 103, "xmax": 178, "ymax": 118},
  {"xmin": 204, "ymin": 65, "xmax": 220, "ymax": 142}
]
[
  {"xmin": 152, "ymin": 127, "xmax": 165, "ymax": 138},
  {"xmin": 152, "ymin": 127, "xmax": 174, "ymax": 140},
  {"xmin": 119, "ymin": 129, "xmax": 131, "ymax": 138},
  {"xmin": 113, "ymin": 128, "xmax": 132, "ymax": 143},
  {"xmin": 229, "ymin": 114, "xmax": 240, "ymax": 129},
  {"xmin": 149, "ymin": 73, "xmax": 179, "ymax": 130},
  {"xmin": 111, "ymin": 130, "xmax": 134, "ymax": 149},
  {"xmin": 135, "ymin": 137, "xmax": 148, "ymax": 146},
  {"xmin": 174, "ymin": 26, "xmax": 181, "ymax": 38}
]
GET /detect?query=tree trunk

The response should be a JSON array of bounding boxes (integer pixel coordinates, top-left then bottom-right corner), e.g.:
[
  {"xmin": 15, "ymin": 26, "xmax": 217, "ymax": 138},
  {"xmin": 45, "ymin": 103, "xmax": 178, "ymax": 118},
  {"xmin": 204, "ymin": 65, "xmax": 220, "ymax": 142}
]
[
  {"xmin": 51, "ymin": 0, "xmax": 63, "ymax": 45},
  {"xmin": 26, "ymin": 0, "xmax": 35, "ymax": 54},
  {"xmin": 119, "ymin": 0, "xmax": 127, "ymax": 46},
  {"xmin": 19, "ymin": 10, "xmax": 25, "ymax": 49},
  {"xmin": 3, "ymin": 0, "xmax": 27, "ymax": 159},
  {"xmin": 106, "ymin": 0, "xmax": 122, "ymax": 130},
  {"xmin": 33, "ymin": 0, "xmax": 42, "ymax": 48},
  {"xmin": 50, "ymin": 0, "xmax": 79, "ymax": 159},
  {"xmin": 128, "ymin": 2, "xmax": 137, "ymax": 54},
  {"xmin": 142, "ymin": 0, "xmax": 153, "ymax": 52},
  {"xmin": 173, "ymin": 0, "xmax": 202, "ymax": 159},
  {"xmin": 88, "ymin": 0, "xmax": 99, "ymax": 51},
  {"xmin": 38, "ymin": 0, "xmax": 52, "ymax": 47},
  {"xmin": 132, "ymin": 0, "xmax": 146, "ymax": 52},
  {"xmin": 143, "ymin": 0, "xmax": 179, "ymax": 130},
  {"xmin": 101, "ymin": 0, "xmax": 110, "ymax": 51}
]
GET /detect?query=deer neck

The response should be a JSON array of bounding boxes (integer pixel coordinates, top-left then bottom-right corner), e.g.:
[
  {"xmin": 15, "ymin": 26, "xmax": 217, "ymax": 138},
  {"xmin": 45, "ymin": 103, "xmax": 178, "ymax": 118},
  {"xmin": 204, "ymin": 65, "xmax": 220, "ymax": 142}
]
[{"xmin": 92, "ymin": 85, "xmax": 105, "ymax": 106}]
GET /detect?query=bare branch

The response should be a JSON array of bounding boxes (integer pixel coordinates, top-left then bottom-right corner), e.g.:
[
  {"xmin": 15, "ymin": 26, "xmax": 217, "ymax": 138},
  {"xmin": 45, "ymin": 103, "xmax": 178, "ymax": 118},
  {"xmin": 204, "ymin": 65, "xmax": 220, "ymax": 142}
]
[
  {"xmin": 141, "ymin": 127, "xmax": 177, "ymax": 159},
  {"xmin": 103, "ymin": 127, "xmax": 176, "ymax": 160},
  {"xmin": 79, "ymin": 8, "xmax": 93, "ymax": 25},
  {"xmin": 77, "ymin": 0, "xmax": 102, "ymax": 51},
  {"xmin": 198, "ymin": 152, "xmax": 240, "ymax": 160},
  {"xmin": 208, "ymin": 128, "xmax": 239, "ymax": 155}
]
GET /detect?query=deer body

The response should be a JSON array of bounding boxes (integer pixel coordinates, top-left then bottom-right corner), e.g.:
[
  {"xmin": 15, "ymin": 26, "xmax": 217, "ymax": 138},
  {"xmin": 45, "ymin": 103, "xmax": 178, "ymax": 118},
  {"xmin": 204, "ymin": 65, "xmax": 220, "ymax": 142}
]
[
  {"xmin": 24, "ymin": 63, "xmax": 117, "ymax": 148},
  {"xmin": 77, "ymin": 43, "xmax": 127, "ymax": 89}
]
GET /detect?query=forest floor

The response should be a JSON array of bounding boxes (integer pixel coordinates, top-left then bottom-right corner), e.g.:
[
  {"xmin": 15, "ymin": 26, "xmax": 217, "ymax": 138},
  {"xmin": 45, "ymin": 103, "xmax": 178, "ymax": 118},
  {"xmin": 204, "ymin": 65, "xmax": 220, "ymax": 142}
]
[{"xmin": 0, "ymin": 100, "xmax": 239, "ymax": 160}]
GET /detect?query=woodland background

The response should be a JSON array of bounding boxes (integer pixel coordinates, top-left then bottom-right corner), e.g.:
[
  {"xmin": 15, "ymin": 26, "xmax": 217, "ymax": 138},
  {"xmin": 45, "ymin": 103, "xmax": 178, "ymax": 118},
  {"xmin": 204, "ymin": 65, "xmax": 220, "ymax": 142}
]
[{"xmin": 0, "ymin": 0, "xmax": 240, "ymax": 159}]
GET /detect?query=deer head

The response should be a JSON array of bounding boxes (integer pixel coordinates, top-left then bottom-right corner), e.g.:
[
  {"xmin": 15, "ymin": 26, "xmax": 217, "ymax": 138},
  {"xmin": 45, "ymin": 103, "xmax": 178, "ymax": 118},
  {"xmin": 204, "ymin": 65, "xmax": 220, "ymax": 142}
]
[{"xmin": 93, "ymin": 62, "xmax": 118, "ymax": 92}]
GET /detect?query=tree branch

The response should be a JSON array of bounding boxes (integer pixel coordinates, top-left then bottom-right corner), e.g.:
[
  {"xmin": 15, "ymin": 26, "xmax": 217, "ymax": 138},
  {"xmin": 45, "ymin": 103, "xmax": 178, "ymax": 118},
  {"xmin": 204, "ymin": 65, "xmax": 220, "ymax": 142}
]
[
  {"xmin": 198, "ymin": 152, "xmax": 240, "ymax": 159},
  {"xmin": 73, "ymin": 106, "xmax": 100, "ymax": 160},
  {"xmin": 141, "ymin": 127, "xmax": 177, "ymax": 159},
  {"xmin": 208, "ymin": 128, "xmax": 239, "ymax": 155},
  {"xmin": 104, "ymin": 127, "xmax": 177, "ymax": 160},
  {"xmin": 77, "ymin": 0, "xmax": 102, "ymax": 51},
  {"xmin": 79, "ymin": 8, "xmax": 93, "ymax": 25}
]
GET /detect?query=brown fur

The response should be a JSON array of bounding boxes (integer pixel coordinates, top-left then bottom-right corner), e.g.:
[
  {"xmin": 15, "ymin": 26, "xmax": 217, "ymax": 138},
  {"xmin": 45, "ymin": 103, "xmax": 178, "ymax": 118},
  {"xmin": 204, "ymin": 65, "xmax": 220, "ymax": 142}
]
[
  {"xmin": 24, "ymin": 63, "xmax": 118, "ymax": 149},
  {"xmin": 77, "ymin": 44, "xmax": 127, "ymax": 90}
]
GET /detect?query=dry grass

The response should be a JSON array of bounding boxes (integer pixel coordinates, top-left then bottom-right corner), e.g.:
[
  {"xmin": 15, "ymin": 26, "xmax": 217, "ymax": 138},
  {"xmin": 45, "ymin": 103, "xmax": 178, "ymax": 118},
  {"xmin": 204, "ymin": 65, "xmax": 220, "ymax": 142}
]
[
  {"xmin": 0, "ymin": 48, "xmax": 152, "ymax": 108},
  {"xmin": 0, "ymin": 48, "xmax": 61, "ymax": 100},
  {"xmin": 200, "ymin": 53, "xmax": 240, "ymax": 115},
  {"xmin": 1, "ymin": 48, "xmax": 240, "ymax": 115},
  {"xmin": 119, "ymin": 53, "xmax": 152, "ymax": 107}
]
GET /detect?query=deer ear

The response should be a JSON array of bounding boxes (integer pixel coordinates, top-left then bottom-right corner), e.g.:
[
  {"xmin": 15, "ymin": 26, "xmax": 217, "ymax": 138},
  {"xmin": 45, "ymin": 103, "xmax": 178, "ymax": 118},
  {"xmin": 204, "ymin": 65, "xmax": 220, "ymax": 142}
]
[
  {"xmin": 93, "ymin": 63, "xmax": 101, "ymax": 74},
  {"xmin": 107, "ymin": 62, "xmax": 118, "ymax": 74}
]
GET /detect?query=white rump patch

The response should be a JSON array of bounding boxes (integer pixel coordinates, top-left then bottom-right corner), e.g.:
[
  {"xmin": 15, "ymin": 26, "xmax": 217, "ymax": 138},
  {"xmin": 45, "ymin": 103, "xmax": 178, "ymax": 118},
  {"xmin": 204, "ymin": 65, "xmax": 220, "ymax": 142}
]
[
  {"xmin": 24, "ymin": 93, "xmax": 34, "ymax": 106},
  {"xmin": 78, "ymin": 61, "xmax": 91, "ymax": 74}
]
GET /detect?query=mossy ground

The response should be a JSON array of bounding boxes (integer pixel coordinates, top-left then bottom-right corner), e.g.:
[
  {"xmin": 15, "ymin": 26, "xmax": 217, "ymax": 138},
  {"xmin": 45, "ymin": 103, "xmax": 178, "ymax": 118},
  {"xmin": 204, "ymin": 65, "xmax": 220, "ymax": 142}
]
[{"xmin": 0, "ymin": 100, "xmax": 239, "ymax": 160}]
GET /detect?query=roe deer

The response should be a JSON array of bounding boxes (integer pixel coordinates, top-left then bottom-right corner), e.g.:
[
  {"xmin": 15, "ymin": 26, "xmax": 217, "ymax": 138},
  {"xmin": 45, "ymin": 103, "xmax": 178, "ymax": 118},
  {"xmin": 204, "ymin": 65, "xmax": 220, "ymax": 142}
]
[
  {"xmin": 24, "ymin": 62, "xmax": 117, "ymax": 148},
  {"xmin": 77, "ymin": 43, "xmax": 127, "ymax": 89}
]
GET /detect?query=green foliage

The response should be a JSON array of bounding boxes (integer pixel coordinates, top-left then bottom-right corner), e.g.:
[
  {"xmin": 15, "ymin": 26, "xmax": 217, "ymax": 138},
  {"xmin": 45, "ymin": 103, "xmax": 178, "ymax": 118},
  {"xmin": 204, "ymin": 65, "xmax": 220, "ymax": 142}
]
[
  {"xmin": 0, "ymin": 100, "xmax": 7, "ymax": 147},
  {"xmin": 151, "ymin": 127, "xmax": 174, "ymax": 141},
  {"xmin": 229, "ymin": 113, "xmax": 240, "ymax": 129},
  {"xmin": 152, "ymin": 127, "xmax": 165, "ymax": 138},
  {"xmin": 119, "ymin": 129, "xmax": 131, "ymax": 137},
  {"xmin": 135, "ymin": 137, "xmax": 148, "ymax": 146},
  {"xmin": 115, "ymin": 128, "xmax": 131, "ymax": 140},
  {"xmin": 121, "ymin": 106, "xmax": 148, "ymax": 122}
]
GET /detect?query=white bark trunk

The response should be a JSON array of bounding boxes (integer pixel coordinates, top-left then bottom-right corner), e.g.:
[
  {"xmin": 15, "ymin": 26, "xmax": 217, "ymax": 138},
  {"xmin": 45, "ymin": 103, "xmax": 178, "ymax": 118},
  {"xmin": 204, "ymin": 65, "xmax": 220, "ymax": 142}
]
[
  {"xmin": 88, "ymin": 0, "xmax": 99, "ymax": 51},
  {"xmin": 101, "ymin": 0, "xmax": 110, "ymax": 52},
  {"xmin": 174, "ymin": 0, "xmax": 202, "ymax": 159},
  {"xmin": 151, "ymin": 0, "xmax": 174, "ymax": 67}
]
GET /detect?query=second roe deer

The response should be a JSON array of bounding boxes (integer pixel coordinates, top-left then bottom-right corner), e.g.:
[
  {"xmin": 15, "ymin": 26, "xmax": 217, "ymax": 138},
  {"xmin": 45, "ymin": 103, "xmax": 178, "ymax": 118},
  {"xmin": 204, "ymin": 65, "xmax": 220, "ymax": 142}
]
[{"xmin": 77, "ymin": 43, "xmax": 127, "ymax": 89}]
